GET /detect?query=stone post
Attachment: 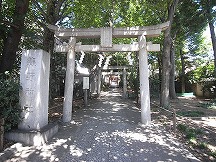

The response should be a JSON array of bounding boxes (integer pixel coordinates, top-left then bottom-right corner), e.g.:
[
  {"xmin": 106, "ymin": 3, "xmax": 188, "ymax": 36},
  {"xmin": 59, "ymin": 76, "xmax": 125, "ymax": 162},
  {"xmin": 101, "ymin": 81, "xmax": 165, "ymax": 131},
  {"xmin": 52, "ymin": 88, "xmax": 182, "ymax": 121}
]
[
  {"xmin": 63, "ymin": 37, "xmax": 76, "ymax": 122},
  {"xmin": 123, "ymin": 67, "xmax": 127, "ymax": 98},
  {"xmin": 83, "ymin": 77, "xmax": 89, "ymax": 107},
  {"xmin": 138, "ymin": 35, "xmax": 151, "ymax": 125},
  {"xmin": 19, "ymin": 50, "xmax": 50, "ymax": 130},
  {"xmin": 94, "ymin": 74, "xmax": 98, "ymax": 93},
  {"xmin": 97, "ymin": 68, "xmax": 102, "ymax": 95}
]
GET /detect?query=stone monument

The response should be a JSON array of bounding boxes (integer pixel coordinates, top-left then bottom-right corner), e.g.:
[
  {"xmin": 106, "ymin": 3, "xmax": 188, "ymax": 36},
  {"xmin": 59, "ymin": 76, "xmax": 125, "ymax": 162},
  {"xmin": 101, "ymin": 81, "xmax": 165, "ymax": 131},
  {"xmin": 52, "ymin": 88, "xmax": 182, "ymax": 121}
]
[{"xmin": 5, "ymin": 50, "xmax": 58, "ymax": 146}]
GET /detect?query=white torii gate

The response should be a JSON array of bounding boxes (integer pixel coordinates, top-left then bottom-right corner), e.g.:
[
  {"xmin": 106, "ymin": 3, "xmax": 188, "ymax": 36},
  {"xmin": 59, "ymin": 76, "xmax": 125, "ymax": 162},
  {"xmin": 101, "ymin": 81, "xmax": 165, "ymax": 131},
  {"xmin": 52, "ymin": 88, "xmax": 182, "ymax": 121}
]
[{"xmin": 48, "ymin": 22, "xmax": 169, "ymax": 125}]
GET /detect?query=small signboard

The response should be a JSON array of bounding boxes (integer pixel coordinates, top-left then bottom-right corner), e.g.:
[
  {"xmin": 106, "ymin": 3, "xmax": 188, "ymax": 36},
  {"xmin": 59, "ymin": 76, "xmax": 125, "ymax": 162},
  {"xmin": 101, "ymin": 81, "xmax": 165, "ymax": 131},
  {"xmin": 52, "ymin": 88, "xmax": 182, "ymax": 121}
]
[{"xmin": 83, "ymin": 77, "xmax": 89, "ymax": 89}]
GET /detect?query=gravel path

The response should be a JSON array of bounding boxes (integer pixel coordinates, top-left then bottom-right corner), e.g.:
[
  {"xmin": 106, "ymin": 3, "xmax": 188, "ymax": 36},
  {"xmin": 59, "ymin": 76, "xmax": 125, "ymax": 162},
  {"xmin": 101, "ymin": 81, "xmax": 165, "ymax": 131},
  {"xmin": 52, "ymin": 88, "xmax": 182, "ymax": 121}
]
[{"xmin": 5, "ymin": 89, "xmax": 200, "ymax": 162}]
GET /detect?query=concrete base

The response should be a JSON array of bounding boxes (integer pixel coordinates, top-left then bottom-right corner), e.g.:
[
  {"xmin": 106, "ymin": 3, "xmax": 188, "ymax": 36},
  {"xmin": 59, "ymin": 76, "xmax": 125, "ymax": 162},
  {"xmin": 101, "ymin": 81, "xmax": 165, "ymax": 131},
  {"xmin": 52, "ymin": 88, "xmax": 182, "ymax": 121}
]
[{"xmin": 5, "ymin": 123, "xmax": 58, "ymax": 146}]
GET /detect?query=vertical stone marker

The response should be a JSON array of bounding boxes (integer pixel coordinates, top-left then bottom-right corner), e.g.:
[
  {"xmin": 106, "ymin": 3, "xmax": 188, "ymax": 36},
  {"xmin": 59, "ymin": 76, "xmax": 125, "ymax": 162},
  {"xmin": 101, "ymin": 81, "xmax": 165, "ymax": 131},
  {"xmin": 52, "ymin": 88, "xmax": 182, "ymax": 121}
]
[
  {"xmin": 6, "ymin": 49, "xmax": 58, "ymax": 146},
  {"xmin": 19, "ymin": 49, "xmax": 50, "ymax": 130}
]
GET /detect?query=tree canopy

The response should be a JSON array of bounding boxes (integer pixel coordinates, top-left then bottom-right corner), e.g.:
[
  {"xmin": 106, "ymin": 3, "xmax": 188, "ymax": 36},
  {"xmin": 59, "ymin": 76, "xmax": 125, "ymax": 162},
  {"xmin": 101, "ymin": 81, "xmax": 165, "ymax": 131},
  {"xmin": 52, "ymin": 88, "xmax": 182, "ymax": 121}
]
[{"xmin": 0, "ymin": 0, "xmax": 215, "ymax": 103}]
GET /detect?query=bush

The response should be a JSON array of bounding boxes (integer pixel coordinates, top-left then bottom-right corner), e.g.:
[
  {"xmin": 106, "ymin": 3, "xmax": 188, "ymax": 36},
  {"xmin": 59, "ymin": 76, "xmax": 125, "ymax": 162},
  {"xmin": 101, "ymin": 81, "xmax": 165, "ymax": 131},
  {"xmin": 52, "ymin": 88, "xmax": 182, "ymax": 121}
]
[
  {"xmin": 177, "ymin": 110, "xmax": 205, "ymax": 117},
  {"xmin": 0, "ymin": 72, "xmax": 22, "ymax": 131},
  {"xmin": 149, "ymin": 77, "xmax": 160, "ymax": 97},
  {"xmin": 199, "ymin": 99, "xmax": 216, "ymax": 109}
]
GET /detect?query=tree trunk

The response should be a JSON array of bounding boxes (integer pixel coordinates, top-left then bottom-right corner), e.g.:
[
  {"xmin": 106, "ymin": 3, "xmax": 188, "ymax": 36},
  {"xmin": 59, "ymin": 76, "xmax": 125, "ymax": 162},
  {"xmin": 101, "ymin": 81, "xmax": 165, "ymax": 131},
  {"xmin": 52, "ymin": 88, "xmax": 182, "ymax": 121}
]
[
  {"xmin": 38, "ymin": 0, "xmax": 60, "ymax": 99},
  {"xmin": 169, "ymin": 42, "xmax": 177, "ymax": 99},
  {"xmin": 0, "ymin": 0, "xmax": 29, "ymax": 73},
  {"xmin": 43, "ymin": 27, "xmax": 55, "ymax": 54},
  {"xmin": 0, "ymin": 118, "xmax": 4, "ymax": 151},
  {"xmin": 158, "ymin": 51, "xmax": 162, "ymax": 92},
  {"xmin": 180, "ymin": 49, "xmax": 185, "ymax": 93},
  {"xmin": 208, "ymin": 21, "xmax": 216, "ymax": 76},
  {"xmin": 160, "ymin": 0, "xmax": 179, "ymax": 107},
  {"xmin": 206, "ymin": 0, "xmax": 216, "ymax": 77},
  {"xmin": 0, "ymin": 0, "xmax": 2, "ymax": 13},
  {"xmin": 160, "ymin": 29, "xmax": 172, "ymax": 107}
]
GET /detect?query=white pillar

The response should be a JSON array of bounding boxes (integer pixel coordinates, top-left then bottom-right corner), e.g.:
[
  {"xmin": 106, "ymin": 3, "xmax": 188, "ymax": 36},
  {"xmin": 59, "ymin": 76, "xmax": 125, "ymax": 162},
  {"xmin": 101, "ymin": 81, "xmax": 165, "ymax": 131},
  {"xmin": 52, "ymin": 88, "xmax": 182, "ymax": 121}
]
[
  {"xmin": 138, "ymin": 34, "xmax": 151, "ymax": 125},
  {"xmin": 123, "ymin": 68, "xmax": 127, "ymax": 98},
  {"xmin": 63, "ymin": 37, "xmax": 76, "ymax": 122}
]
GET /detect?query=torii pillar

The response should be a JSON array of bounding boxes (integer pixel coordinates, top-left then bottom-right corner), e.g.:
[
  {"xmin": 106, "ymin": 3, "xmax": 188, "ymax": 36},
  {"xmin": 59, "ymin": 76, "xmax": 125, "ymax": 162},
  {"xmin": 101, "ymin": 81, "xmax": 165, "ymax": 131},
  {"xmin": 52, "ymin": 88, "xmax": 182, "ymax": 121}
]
[
  {"xmin": 138, "ymin": 35, "xmax": 151, "ymax": 125},
  {"xmin": 63, "ymin": 37, "xmax": 76, "ymax": 122}
]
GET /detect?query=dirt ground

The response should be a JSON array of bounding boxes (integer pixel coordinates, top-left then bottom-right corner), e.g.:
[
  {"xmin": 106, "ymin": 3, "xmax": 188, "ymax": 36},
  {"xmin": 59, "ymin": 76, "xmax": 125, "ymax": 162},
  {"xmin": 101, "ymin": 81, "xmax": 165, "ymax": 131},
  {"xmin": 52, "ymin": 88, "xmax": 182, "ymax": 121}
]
[{"xmin": 151, "ymin": 96, "xmax": 216, "ymax": 162}]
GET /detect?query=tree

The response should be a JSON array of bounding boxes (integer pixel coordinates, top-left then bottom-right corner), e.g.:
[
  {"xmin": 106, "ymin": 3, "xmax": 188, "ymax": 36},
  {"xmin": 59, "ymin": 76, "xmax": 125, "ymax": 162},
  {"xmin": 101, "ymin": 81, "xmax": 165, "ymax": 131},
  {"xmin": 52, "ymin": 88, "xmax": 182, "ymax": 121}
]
[
  {"xmin": 30, "ymin": 0, "xmax": 74, "ymax": 98},
  {"xmin": 31, "ymin": 0, "xmax": 72, "ymax": 53},
  {"xmin": 160, "ymin": 0, "xmax": 179, "ymax": 107},
  {"xmin": 193, "ymin": 0, "xmax": 216, "ymax": 76},
  {"xmin": 170, "ymin": 0, "xmax": 207, "ymax": 95},
  {"xmin": 0, "ymin": 0, "xmax": 29, "ymax": 73},
  {"xmin": 205, "ymin": 0, "xmax": 216, "ymax": 76}
]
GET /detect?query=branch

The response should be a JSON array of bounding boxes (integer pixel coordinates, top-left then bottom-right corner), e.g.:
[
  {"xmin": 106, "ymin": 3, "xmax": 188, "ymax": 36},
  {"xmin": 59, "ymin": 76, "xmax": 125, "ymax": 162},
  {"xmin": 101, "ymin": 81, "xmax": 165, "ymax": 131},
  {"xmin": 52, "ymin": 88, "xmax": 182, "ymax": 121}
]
[
  {"xmin": 58, "ymin": 1, "xmax": 71, "ymax": 22},
  {"xmin": 168, "ymin": 0, "xmax": 179, "ymax": 24},
  {"xmin": 32, "ymin": 0, "xmax": 48, "ymax": 21},
  {"xmin": 0, "ymin": 20, "xmax": 19, "ymax": 28},
  {"xmin": 55, "ymin": 0, "xmax": 64, "ymax": 21}
]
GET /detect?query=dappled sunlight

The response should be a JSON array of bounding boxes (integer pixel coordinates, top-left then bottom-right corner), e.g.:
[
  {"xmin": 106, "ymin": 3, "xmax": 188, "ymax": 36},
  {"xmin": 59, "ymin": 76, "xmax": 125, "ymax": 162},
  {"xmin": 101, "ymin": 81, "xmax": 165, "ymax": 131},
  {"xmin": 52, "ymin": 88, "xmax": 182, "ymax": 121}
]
[
  {"xmin": 112, "ymin": 131, "xmax": 148, "ymax": 142},
  {"xmin": 70, "ymin": 120, "xmax": 83, "ymax": 126},
  {"xmin": 69, "ymin": 145, "xmax": 84, "ymax": 157},
  {"xmin": 5, "ymin": 90, "xmax": 199, "ymax": 162}
]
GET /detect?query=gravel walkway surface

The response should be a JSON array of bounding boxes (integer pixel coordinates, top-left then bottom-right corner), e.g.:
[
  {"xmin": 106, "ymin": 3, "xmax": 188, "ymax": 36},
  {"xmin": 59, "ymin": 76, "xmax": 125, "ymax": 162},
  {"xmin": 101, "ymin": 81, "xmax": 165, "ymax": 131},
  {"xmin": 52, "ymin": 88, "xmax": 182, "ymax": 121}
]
[{"xmin": 4, "ymin": 89, "xmax": 200, "ymax": 162}]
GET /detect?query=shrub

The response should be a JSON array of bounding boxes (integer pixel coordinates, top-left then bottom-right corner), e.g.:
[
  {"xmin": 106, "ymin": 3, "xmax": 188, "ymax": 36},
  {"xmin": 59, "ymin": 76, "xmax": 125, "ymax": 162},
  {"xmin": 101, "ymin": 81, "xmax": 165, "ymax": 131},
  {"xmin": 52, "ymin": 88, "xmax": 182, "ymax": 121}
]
[
  {"xmin": 177, "ymin": 110, "xmax": 205, "ymax": 117},
  {"xmin": 0, "ymin": 72, "xmax": 22, "ymax": 131},
  {"xmin": 199, "ymin": 99, "xmax": 216, "ymax": 109},
  {"xmin": 177, "ymin": 123, "xmax": 187, "ymax": 132}
]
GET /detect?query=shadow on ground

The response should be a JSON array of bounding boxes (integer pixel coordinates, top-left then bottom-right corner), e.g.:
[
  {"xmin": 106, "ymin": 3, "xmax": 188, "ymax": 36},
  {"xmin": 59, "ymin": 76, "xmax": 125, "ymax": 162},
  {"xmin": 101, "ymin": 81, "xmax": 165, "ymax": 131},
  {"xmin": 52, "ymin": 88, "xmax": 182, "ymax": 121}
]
[{"xmin": 5, "ymin": 90, "xmax": 199, "ymax": 162}]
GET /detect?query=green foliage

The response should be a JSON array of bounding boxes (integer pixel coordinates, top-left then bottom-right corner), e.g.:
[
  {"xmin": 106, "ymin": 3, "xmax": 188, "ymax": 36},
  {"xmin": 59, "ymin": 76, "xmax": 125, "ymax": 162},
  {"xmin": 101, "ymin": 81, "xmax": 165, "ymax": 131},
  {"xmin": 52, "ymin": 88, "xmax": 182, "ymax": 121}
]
[
  {"xmin": 209, "ymin": 151, "xmax": 216, "ymax": 158},
  {"xmin": 177, "ymin": 123, "xmax": 187, "ymax": 132},
  {"xmin": 177, "ymin": 123, "xmax": 203, "ymax": 140},
  {"xmin": 199, "ymin": 100, "xmax": 216, "ymax": 109},
  {"xmin": 0, "ymin": 72, "xmax": 22, "ymax": 131},
  {"xmin": 128, "ymin": 70, "xmax": 139, "ymax": 90},
  {"xmin": 192, "ymin": 62, "xmax": 214, "ymax": 83},
  {"xmin": 191, "ymin": 62, "xmax": 216, "ymax": 97},
  {"xmin": 149, "ymin": 77, "xmax": 160, "ymax": 97},
  {"xmin": 185, "ymin": 130, "xmax": 196, "ymax": 140},
  {"xmin": 197, "ymin": 142, "xmax": 208, "ymax": 149},
  {"xmin": 0, "ymin": 0, "xmax": 16, "ymax": 55},
  {"xmin": 177, "ymin": 110, "xmax": 205, "ymax": 117},
  {"xmin": 49, "ymin": 53, "xmax": 67, "ymax": 98},
  {"xmin": 127, "ymin": 53, "xmax": 139, "ymax": 100}
]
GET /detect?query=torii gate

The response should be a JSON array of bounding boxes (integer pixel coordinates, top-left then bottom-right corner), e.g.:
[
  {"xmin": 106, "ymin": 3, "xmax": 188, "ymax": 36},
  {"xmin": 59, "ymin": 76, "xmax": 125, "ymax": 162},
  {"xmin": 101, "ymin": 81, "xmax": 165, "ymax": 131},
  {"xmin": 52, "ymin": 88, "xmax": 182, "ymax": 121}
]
[{"xmin": 48, "ymin": 22, "xmax": 169, "ymax": 125}]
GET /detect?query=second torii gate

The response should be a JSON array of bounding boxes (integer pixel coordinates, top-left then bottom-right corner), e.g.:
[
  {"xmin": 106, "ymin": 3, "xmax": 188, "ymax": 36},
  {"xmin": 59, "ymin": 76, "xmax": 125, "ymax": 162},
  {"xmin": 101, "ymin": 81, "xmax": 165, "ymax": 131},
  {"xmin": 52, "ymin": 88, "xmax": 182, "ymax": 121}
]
[{"xmin": 48, "ymin": 22, "xmax": 169, "ymax": 125}]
